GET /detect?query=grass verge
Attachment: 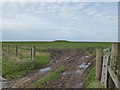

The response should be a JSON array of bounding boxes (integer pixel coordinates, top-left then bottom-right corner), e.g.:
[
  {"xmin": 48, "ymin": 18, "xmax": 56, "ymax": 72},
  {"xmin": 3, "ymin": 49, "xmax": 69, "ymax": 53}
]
[
  {"xmin": 85, "ymin": 64, "xmax": 104, "ymax": 88},
  {"xmin": 34, "ymin": 53, "xmax": 50, "ymax": 69},
  {"xmin": 32, "ymin": 66, "xmax": 66, "ymax": 88},
  {"xmin": 2, "ymin": 53, "xmax": 51, "ymax": 79}
]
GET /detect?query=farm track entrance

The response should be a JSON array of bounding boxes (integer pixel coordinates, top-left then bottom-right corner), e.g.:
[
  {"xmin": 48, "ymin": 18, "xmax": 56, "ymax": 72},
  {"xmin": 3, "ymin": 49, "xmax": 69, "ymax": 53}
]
[{"xmin": 3, "ymin": 49, "xmax": 94, "ymax": 88}]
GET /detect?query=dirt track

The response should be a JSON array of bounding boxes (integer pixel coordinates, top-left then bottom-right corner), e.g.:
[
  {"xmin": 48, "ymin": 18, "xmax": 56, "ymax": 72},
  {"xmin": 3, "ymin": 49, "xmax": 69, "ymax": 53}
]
[{"xmin": 3, "ymin": 49, "xmax": 94, "ymax": 88}]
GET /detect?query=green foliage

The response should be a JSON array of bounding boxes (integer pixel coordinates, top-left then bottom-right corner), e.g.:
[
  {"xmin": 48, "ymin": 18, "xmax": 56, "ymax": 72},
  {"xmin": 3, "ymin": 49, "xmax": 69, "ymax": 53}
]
[
  {"xmin": 32, "ymin": 66, "xmax": 66, "ymax": 88},
  {"xmin": 86, "ymin": 64, "xmax": 104, "ymax": 88},
  {"xmin": 34, "ymin": 54, "xmax": 50, "ymax": 69},
  {"xmin": 2, "ymin": 60, "xmax": 27, "ymax": 78},
  {"xmin": 86, "ymin": 64, "xmax": 96, "ymax": 83},
  {"xmin": 18, "ymin": 55, "xmax": 30, "ymax": 60},
  {"xmin": 2, "ymin": 53, "xmax": 51, "ymax": 79},
  {"xmin": 2, "ymin": 59, "xmax": 36, "ymax": 78},
  {"xmin": 92, "ymin": 50, "xmax": 96, "ymax": 57}
]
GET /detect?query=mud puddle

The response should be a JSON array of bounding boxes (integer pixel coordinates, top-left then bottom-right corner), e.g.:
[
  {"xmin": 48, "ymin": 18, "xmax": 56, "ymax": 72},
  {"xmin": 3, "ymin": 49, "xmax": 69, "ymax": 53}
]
[
  {"xmin": 38, "ymin": 67, "xmax": 52, "ymax": 74},
  {"xmin": 3, "ymin": 67, "xmax": 52, "ymax": 88},
  {"xmin": 41, "ymin": 49, "xmax": 93, "ymax": 88},
  {"xmin": 74, "ymin": 82, "xmax": 83, "ymax": 88},
  {"xmin": 79, "ymin": 62, "xmax": 91, "ymax": 69}
]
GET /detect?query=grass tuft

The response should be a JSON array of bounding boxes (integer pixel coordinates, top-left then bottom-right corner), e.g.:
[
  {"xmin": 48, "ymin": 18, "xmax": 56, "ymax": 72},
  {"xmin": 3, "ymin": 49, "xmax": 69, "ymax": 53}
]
[
  {"xmin": 86, "ymin": 64, "xmax": 104, "ymax": 88},
  {"xmin": 32, "ymin": 66, "xmax": 66, "ymax": 88},
  {"xmin": 34, "ymin": 53, "xmax": 50, "ymax": 69}
]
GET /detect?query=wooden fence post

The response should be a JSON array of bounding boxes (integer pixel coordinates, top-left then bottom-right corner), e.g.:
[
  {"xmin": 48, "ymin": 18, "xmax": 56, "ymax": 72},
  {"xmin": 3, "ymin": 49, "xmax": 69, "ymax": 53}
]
[
  {"xmin": 8, "ymin": 45, "xmax": 9, "ymax": 50},
  {"xmin": 15, "ymin": 46, "xmax": 18, "ymax": 56},
  {"xmin": 2, "ymin": 44, "xmax": 3, "ymax": 51},
  {"xmin": 108, "ymin": 43, "xmax": 118, "ymax": 88},
  {"xmin": 7, "ymin": 45, "xmax": 9, "ymax": 53},
  {"xmin": 31, "ymin": 46, "xmax": 36, "ymax": 60},
  {"xmin": 30, "ymin": 48, "xmax": 32, "ymax": 59},
  {"xmin": 110, "ymin": 43, "xmax": 118, "ymax": 70},
  {"xmin": 118, "ymin": 43, "xmax": 120, "ymax": 88},
  {"xmin": 96, "ymin": 49, "xmax": 103, "ymax": 82}
]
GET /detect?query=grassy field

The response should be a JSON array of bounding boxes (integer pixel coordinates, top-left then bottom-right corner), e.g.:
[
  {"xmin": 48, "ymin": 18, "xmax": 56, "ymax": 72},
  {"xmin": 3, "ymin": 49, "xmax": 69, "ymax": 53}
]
[
  {"xmin": 2, "ymin": 41, "xmax": 112, "ymax": 50},
  {"xmin": 2, "ymin": 41, "xmax": 113, "ymax": 88}
]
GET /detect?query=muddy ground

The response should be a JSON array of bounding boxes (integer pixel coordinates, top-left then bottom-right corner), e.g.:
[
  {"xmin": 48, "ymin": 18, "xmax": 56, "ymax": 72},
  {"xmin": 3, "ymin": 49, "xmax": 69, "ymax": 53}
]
[{"xmin": 2, "ymin": 48, "xmax": 94, "ymax": 88}]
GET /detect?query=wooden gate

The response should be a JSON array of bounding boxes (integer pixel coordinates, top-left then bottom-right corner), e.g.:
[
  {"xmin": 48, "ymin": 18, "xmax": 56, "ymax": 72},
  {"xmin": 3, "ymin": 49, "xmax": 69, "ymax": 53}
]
[{"xmin": 96, "ymin": 43, "xmax": 120, "ymax": 88}]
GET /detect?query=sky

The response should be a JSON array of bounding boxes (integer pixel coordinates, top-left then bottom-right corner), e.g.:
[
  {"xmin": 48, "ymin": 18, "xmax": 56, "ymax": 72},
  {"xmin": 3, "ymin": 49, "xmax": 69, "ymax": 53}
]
[{"xmin": 1, "ymin": 2, "xmax": 118, "ymax": 42}]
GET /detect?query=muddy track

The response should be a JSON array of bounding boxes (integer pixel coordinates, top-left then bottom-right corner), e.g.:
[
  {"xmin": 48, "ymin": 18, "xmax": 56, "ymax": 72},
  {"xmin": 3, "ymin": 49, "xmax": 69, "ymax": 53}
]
[
  {"xmin": 3, "ymin": 49, "xmax": 94, "ymax": 88},
  {"xmin": 41, "ymin": 49, "xmax": 93, "ymax": 88}
]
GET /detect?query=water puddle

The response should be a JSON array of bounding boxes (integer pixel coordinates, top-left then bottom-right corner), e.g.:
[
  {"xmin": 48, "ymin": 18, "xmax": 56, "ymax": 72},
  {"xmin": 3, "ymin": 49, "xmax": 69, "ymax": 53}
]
[
  {"xmin": 63, "ymin": 62, "xmax": 91, "ymax": 76},
  {"xmin": 76, "ymin": 62, "xmax": 91, "ymax": 75},
  {"xmin": 0, "ymin": 76, "xmax": 10, "ymax": 88},
  {"xmin": 74, "ymin": 82, "xmax": 83, "ymax": 88},
  {"xmin": 39, "ymin": 67, "xmax": 51, "ymax": 73},
  {"xmin": 79, "ymin": 62, "xmax": 91, "ymax": 69},
  {"xmin": 63, "ymin": 71, "xmax": 74, "ymax": 75},
  {"xmin": 63, "ymin": 72, "xmax": 67, "ymax": 75},
  {"xmin": 0, "ymin": 76, "xmax": 6, "ymax": 81},
  {"xmin": 76, "ymin": 70, "xmax": 83, "ymax": 75},
  {"xmin": 81, "ymin": 56, "xmax": 89, "ymax": 59}
]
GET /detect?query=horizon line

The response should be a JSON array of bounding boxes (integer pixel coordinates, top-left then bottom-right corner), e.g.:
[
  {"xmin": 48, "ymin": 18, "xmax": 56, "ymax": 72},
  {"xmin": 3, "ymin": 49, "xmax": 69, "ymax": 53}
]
[{"xmin": 0, "ymin": 40, "xmax": 119, "ymax": 42}]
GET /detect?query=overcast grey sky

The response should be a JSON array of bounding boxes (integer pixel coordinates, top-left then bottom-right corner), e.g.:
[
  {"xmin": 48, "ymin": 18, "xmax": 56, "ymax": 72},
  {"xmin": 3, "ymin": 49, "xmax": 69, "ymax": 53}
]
[{"xmin": 1, "ymin": 2, "xmax": 118, "ymax": 42}]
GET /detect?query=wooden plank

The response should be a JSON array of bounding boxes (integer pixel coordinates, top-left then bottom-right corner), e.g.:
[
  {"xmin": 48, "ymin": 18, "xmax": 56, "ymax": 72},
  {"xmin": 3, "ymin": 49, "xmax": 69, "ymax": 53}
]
[
  {"xmin": 108, "ymin": 65, "xmax": 118, "ymax": 88},
  {"xmin": 103, "ymin": 48, "xmax": 110, "ymax": 52},
  {"xmin": 103, "ymin": 48, "xmax": 111, "ymax": 55},
  {"xmin": 101, "ymin": 54, "xmax": 109, "ymax": 88}
]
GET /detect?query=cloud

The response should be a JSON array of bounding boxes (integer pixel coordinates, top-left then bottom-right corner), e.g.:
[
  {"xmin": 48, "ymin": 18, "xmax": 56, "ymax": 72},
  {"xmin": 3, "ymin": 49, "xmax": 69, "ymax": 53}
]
[
  {"xmin": 94, "ymin": 3, "xmax": 101, "ymax": 7},
  {"xmin": 2, "ymin": 14, "xmax": 51, "ymax": 30},
  {"xmin": 2, "ymin": 2, "xmax": 118, "ymax": 42}
]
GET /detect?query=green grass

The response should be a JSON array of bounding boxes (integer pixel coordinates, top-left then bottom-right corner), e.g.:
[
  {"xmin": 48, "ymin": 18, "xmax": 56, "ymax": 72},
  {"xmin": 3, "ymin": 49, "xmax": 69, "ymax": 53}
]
[
  {"xmin": 32, "ymin": 66, "xmax": 66, "ymax": 88},
  {"xmin": 34, "ymin": 53, "xmax": 51, "ymax": 69},
  {"xmin": 2, "ymin": 41, "xmax": 112, "ymax": 50},
  {"xmin": 2, "ymin": 53, "xmax": 51, "ymax": 79},
  {"xmin": 2, "ymin": 60, "xmax": 27, "ymax": 78},
  {"xmin": 86, "ymin": 64, "xmax": 104, "ymax": 88},
  {"xmin": 18, "ymin": 54, "xmax": 30, "ymax": 60}
]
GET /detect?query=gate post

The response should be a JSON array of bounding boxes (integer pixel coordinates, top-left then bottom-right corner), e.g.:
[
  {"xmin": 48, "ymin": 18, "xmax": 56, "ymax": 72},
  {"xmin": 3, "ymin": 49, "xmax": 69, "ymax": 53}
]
[
  {"xmin": 108, "ymin": 43, "xmax": 118, "ymax": 88},
  {"xmin": 118, "ymin": 43, "xmax": 120, "ymax": 88},
  {"xmin": 96, "ymin": 49, "xmax": 103, "ymax": 82},
  {"xmin": 110, "ymin": 43, "xmax": 118, "ymax": 70}
]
